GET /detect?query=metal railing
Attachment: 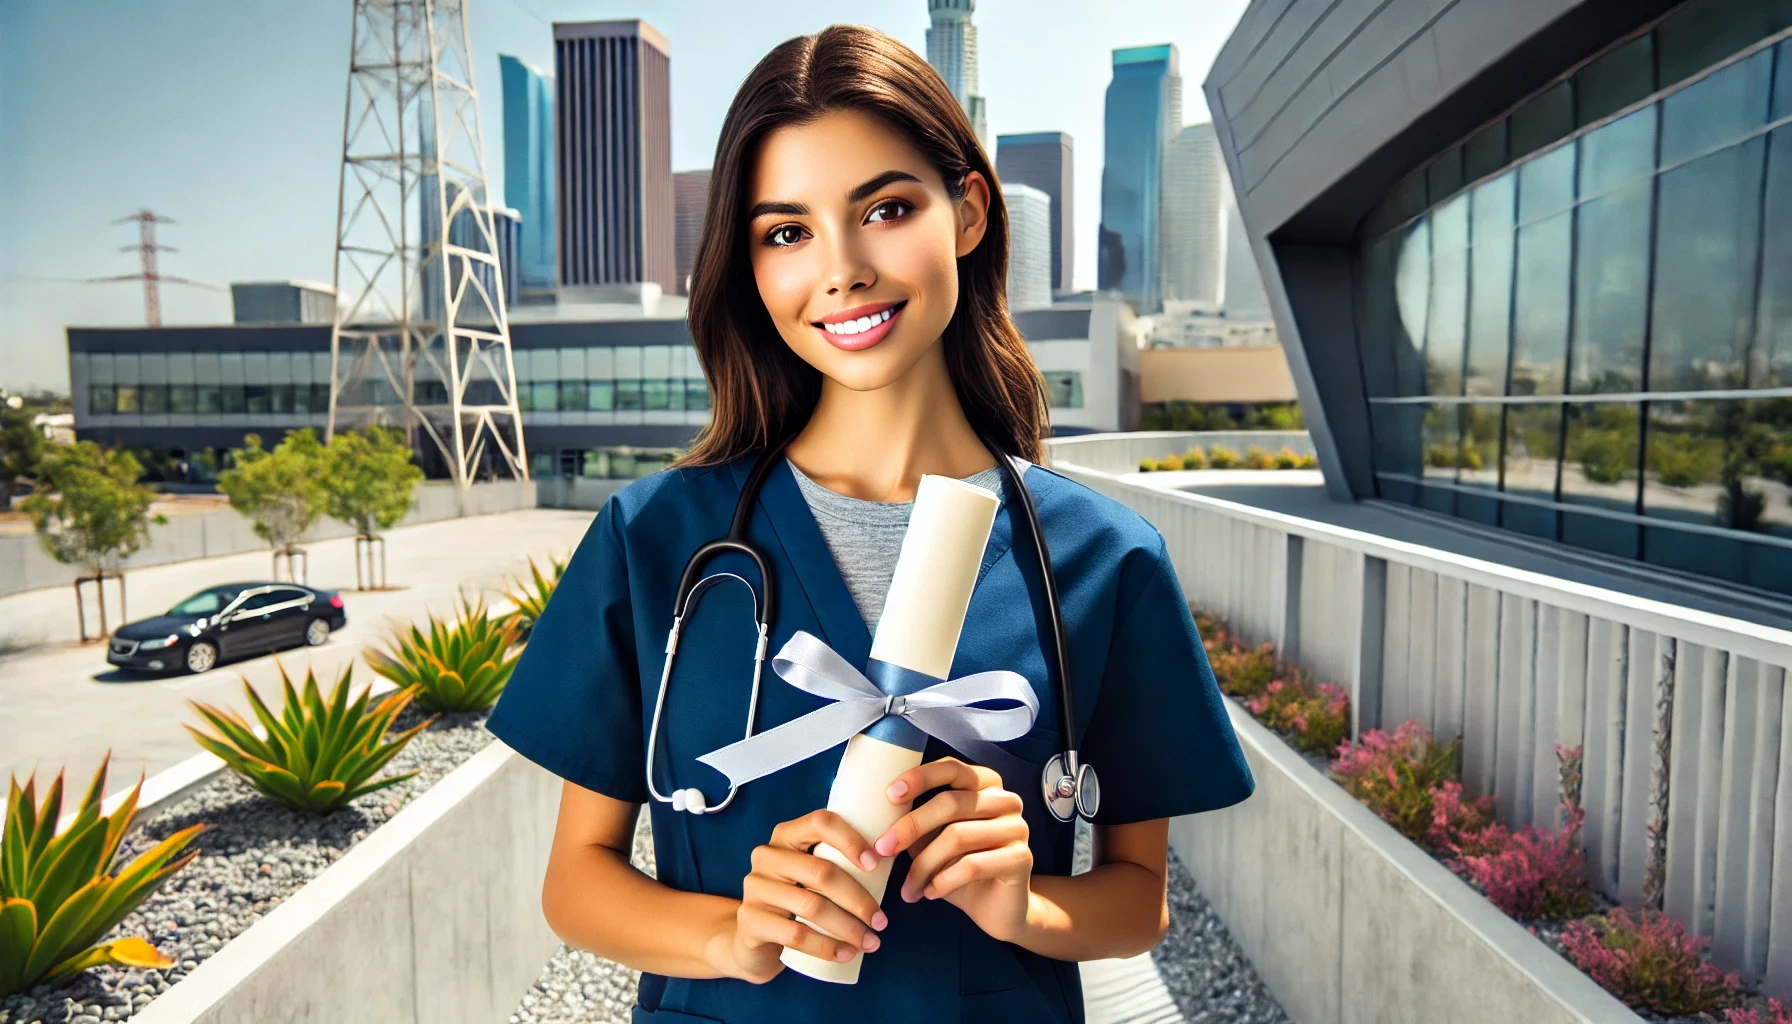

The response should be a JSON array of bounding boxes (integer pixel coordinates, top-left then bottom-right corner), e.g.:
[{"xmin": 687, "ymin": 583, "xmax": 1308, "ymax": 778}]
[{"xmin": 1045, "ymin": 436, "xmax": 1792, "ymax": 998}]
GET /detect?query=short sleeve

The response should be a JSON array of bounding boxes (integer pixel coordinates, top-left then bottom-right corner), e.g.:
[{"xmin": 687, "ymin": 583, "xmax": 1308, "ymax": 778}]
[
  {"xmin": 1078, "ymin": 534, "xmax": 1254, "ymax": 825},
  {"xmin": 485, "ymin": 495, "xmax": 649, "ymax": 804}
]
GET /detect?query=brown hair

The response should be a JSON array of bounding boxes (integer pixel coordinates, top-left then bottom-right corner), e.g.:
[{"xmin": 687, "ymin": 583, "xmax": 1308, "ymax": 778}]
[{"xmin": 673, "ymin": 24, "xmax": 1048, "ymax": 468}]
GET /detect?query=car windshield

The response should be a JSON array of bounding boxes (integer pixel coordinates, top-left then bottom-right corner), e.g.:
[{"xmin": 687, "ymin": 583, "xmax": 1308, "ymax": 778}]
[{"xmin": 168, "ymin": 588, "xmax": 240, "ymax": 616}]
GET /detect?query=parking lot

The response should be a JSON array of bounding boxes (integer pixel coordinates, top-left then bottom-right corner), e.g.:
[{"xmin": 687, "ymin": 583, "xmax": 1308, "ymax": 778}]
[{"xmin": 0, "ymin": 507, "xmax": 596, "ymax": 799}]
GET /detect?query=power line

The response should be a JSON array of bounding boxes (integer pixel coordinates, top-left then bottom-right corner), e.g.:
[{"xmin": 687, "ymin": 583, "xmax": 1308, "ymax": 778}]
[{"xmin": 85, "ymin": 210, "xmax": 220, "ymax": 326}]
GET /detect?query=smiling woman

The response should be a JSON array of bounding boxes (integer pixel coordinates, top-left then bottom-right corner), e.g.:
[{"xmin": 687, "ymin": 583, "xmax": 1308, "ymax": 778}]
[{"xmin": 482, "ymin": 22, "xmax": 1254, "ymax": 1024}]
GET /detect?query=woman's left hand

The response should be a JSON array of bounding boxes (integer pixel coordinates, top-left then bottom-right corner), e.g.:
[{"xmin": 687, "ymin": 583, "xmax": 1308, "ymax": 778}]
[{"xmin": 873, "ymin": 756, "xmax": 1032, "ymax": 944}]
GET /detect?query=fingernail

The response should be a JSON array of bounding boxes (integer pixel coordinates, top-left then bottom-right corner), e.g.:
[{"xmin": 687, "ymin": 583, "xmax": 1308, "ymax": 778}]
[
  {"xmin": 887, "ymin": 781, "xmax": 908, "ymax": 799},
  {"xmin": 861, "ymin": 933, "xmax": 880, "ymax": 951},
  {"xmin": 872, "ymin": 910, "xmax": 888, "ymax": 930},
  {"xmin": 902, "ymin": 886, "xmax": 916, "ymax": 903},
  {"xmin": 835, "ymin": 947, "xmax": 854, "ymax": 962},
  {"xmin": 859, "ymin": 850, "xmax": 878, "ymax": 870},
  {"xmin": 875, "ymin": 833, "xmax": 896, "ymax": 856}
]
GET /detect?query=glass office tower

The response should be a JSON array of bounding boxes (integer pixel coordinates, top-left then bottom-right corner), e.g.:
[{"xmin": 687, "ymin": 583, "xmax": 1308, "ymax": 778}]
[
  {"xmin": 1099, "ymin": 44, "xmax": 1180, "ymax": 315},
  {"xmin": 500, "ymin": 55, "xmax": 558, "ymax": 299}
]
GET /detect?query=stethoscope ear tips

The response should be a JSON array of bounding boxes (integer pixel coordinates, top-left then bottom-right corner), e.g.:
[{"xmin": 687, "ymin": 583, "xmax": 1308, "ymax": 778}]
[{"xmin": 671, "ymin": 787, "xmax": 709, "ymax": 813}]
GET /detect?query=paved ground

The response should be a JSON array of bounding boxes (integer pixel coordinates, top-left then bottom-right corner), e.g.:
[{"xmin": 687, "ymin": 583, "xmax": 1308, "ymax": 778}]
[{"xmin": 0, "ymin": 508, "xmax": 596, "ymax": 800}]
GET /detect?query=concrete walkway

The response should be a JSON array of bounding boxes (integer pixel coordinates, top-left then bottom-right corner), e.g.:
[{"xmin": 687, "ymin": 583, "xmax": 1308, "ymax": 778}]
[
  {"xmin": 0, "ymin": 507, "xmax": 595, "ymax": 800},
  {"xmin": 1082, "ymin": 953, "xmax": 1188, "ymax": 1023}
]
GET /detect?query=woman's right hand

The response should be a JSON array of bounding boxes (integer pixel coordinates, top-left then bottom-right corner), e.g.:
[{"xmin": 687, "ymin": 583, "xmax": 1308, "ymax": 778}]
[{"xmin": 723, "ymin": 809, "xmax": 889, "ymax": 984}]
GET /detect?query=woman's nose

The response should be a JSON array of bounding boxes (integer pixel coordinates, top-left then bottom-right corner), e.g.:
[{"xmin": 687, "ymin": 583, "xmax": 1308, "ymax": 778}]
[{"xmin": 824, "ymin": 234, "xmax": 875, "ymax": 295}]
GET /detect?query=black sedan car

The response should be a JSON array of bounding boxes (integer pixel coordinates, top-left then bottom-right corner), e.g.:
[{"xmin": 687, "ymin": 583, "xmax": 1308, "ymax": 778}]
[{"xmin": 107, "ymin": 582, "xmax": 348, "ymax": 675}]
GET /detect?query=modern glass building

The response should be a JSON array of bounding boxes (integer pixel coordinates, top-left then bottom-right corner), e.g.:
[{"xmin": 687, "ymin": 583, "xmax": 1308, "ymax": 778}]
[
  {"xmin": 996, "ymin": 131, "xmax": 1075, "ymax": 292},
  {"xmin": 1100, "ymin": 44, "xmax": 1181, "ymax": 315},
  {"xmin": 1210, "ymin": 0, "xmax": 1792, "ymax": 601},
  {"xmin": 1003, "ymin": 183, "xmax": 1053, "ymax": 311},
  {"xmin": 499, "ymin": 55, "xmax": 558, "ymax": 299}
]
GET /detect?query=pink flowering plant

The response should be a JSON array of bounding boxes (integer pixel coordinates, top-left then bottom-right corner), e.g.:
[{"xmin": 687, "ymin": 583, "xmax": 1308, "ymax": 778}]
[
  {"xmin": 1727, "ymin": 998, "xmax": 1792, "ymax": 1024},
  {"xmin": 1450, "ymin": 803, "xmax": 1595, "ymax": 920},
  {"xmin": 1243, "ymin": 673, "xmax": 1351, "ymax": 756},
  {"xmin": 1425, "ymin": 779, "xmax": 1496, "ymax": 853},
  {"xmin": 1328, "ymin": 722, "xmax": 1462, "ymax": 844},
  {"xmin": 1560, "ymin": 908, "xmax": 1742, "ymax": 1016}
]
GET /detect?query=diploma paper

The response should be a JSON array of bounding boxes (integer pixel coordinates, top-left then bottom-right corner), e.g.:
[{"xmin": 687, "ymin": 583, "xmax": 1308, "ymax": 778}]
[{"xmin": 781, "ymin": 473, "xmax": 1000, "ymax": 983}]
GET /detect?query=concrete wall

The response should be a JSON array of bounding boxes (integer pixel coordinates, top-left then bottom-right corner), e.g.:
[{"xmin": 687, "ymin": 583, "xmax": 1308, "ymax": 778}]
[
  {"xmin": 1178, "ymin": 699, "xmax": 1642, "ymax": 1024},
  {"xmin": 1139, "ymin": 345, "xmax": 1297, "ymax": 404},
  {"xmin": 1053, "ymin": 448, "xmax": 1792, "ymax": 999},
  {"xmin": 0, "ymin": 480, "xmax": 536, "ymax": 599},
  {"xmin": 533, "ymin": 475, "xmax": 631, "ymax": 511},
  {"xmin": 130, "ymin": 742, "xmax": 561, "ymax": 1024},
  {"xmin": 1047, "ymin": 430, "xmax": 1314, "ymax": 476}
]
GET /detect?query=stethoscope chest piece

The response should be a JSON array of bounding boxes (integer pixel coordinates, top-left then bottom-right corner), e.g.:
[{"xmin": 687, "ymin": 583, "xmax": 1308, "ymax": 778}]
[{"xmin": 1042, "ymin": 751, "xmax": 1100, "ymax": 822}]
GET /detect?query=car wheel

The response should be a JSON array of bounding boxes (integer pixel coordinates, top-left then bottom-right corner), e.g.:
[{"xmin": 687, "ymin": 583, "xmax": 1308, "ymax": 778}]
[
  {"xmin": 186, "ymin": 641, "xmax": 219, "ymax": 674},
  {"xmin": 305, "ymin": 618, "xmax": 330, "ymax": 647}
]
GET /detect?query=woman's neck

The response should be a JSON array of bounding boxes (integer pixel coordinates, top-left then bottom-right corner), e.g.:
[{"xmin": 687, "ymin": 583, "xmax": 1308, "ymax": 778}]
[{"xmin": 784, "ymin": 342, "xmax": 996, "ymax": 502}]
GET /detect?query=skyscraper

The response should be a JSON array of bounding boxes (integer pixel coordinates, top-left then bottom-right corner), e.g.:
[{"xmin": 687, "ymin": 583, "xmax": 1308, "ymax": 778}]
[
  {"xmin": 1222, "ymin": 183, "xmax": 1272, "ymax": 321},
  {"xmin": 1002, "ymin": 183, "xmax": 1052, "ymax": 311},
  {"xmin": 554, "ymin": 20, "xmax": 675, "ymax": 299},
  {"xmin": 1163, "ymin": 122, "xmax": 1225, "ymax": 308},
  {"xmin": 499, "ymin": 55, "xmax": 556, "ymax": 301},
  {"xmin": 926, "ymin": 0, "xmax": 988, "ymax": 150},
  {"xmin": 996, "ymin": 132, "xmax": 1074, "ymax": 293},
  {"xmin": 673, "ymin": 170, "xmax": 711, "ymax": 296},
  {"xmin": 1098, "ymin": 43, "xmax": 1180, "ymax": 314}
]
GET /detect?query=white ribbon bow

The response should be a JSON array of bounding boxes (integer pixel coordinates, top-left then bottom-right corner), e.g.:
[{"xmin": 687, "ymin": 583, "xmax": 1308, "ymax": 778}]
[{"xmin": 696, "ymin": 631, "xmax": 1040, "ymax": 788}]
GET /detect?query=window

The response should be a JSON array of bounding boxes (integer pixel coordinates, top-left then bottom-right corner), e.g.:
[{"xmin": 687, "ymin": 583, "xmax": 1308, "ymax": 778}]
[
  {"xmin": 169, "ymin": 385, "xmax": 196, "ymax": 414},
  {"xmin": 141, "ymin": 386, "xmax": 168, "ymax": 414},
  {"xmin": 588, "ymin": 380, "xmax": 615, "ymax": 411},
  {"xmin": 560, "ymin": 380, "xmax": 588, "ymax": 411},
  {"xmin": 90, "ymin": 385, "xmax": 116, "ymax": 414},
  {"xmin": 644, "ymin": 379, "xmax": 669, "ymax": 410},
  {"xmin": 615, "ymin": 379, "xmax": 643, "ymax": 410},
  {"xmin": 685, "ymin": 378, "xmax": 711, "ymax": 411},
  {"xmin": 531, "ymin": 381, "xmax": 557, "ymax": 412},
  {"xmin": 1356, "ymin": 11, "xmax": 1792, "ymax": 598},
  {"xmin": 222, "ymin": 386, "xmax": 246, "ymax": 413},
  {"xmin": 245, "ymin": 385, "xmax": 270, "ymax": 415},
  {"xmin": 115, "ymin": 386, "xmax": 140, "ymax": 413},
  {"xmin": 197, "ymin": 386, "xmax": 223, "ymax": 414},
  {"xmin": 1041, "ymin": 371, "xmax": 1083, "ymax": 408}
]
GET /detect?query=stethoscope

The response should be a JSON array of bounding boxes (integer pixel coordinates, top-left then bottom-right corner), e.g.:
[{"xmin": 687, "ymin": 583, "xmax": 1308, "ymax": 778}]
[{"xmin": 645, "ymin": 432, "xmax": 1101, "ymax": 824}]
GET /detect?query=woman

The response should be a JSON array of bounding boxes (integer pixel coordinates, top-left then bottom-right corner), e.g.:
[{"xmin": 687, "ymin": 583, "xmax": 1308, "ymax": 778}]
[{"xmin": 485, "ymin": 24, "xmax": 1253, "ymax": 1024}]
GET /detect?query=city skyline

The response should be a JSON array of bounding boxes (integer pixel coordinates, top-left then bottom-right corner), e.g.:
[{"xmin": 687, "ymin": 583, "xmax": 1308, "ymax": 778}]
[{"xmin": 0, "ymin": 0, "xmax": 1252, "ymax": 393}]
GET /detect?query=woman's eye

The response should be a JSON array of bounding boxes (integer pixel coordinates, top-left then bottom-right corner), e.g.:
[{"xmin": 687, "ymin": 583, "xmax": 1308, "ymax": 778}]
[
  {"xmin": 867, "ymin": 199, "xmax": 912, "ymax": 224},
  {"xmin": 764, "ymin": 225, "xmax": 808, "ymax": 248}
]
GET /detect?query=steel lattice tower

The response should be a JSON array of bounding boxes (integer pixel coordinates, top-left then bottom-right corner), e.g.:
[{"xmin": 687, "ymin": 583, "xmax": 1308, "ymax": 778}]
[{"xmin": 327, "ymin": 0, "xmax": 528, "ymax": 486}]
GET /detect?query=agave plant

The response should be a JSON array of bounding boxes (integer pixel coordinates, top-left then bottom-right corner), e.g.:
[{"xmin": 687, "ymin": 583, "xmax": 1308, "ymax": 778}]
[
  {"xmin": 2, "ymin": 754, "xmax": 205, "ymax": 998},
  {"xmin": 363, "ymin": 594, "xmax": 523, "ymax": 713},
  {"xmin": 184, "ymin": 662, "xmax": 434, "ymax": 814},
  {"xmin": 500, "ymin": 553, "xmax": 567, "ymax": 638}
]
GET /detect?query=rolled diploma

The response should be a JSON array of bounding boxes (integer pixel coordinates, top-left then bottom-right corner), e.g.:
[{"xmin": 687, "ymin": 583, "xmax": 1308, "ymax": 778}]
[{"xmin": 780, "ymin": 473, "xmax": 1000, "ymax": 983}]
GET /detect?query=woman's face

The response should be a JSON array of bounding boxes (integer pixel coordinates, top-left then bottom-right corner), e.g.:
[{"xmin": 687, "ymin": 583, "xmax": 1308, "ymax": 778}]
[{"xmin": 746, "ymin": 107, "xmax": 989, "ymax": 393}]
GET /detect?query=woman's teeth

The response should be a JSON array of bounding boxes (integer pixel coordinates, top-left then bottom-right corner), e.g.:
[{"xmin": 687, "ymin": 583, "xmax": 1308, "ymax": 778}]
[{"xmin": 822, "ymin": 305, "xmax": 898, "ymax": 335}]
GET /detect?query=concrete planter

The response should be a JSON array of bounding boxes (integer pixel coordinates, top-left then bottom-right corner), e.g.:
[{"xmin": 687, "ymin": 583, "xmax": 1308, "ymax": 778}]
[
  {"xmin": 129, "ymin": 741, "xmax": 561, "ymax": 1024},
  {"xmin": 1176, "ymin": 698, "xmax": 1643, "ymax": 1024}
]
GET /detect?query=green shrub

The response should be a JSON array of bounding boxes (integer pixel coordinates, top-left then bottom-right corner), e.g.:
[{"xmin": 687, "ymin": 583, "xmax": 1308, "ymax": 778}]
[
  {"xmin": 364, "ymin": 595, "xmax": 523, "ymax": 713},
  {"xmin": 1182, "ymin": 447, "xmax": 1209, "ymax": 470},
  {"xmin": 1208, "ymin": 640, "xmax": 1276, "ymax": 698},
  {"xmin": 1273, "ymin": 447, "xmax": 1300, "ymax": 469},
  {"xmin": 1296, "ymin": 453, "xmax": 1320, "ymax": 469},
  {"xmin": 1330, "ymin": 722, "xmax": 1463, "ymax": 844},
  {"xmin": 185, "ymin": 662, "xmax": 433, "ymax": 814},
  {"xmin": 1244, "ymin": 673, "xmax": 1351, "ymax": 756},
  {"xmin": 1158, "ymin": 453, "xmax": 1185, "ymax": 471},
  {"xmin": 1561, "ymin": 909, "xmax": 1741, "ymax": 1016},
  {"xmin": 1208, "ymin": 445, "xmax": 1241, "ymax": 469},
  {"xmin": 0, "ymin": 756, "xmax": 205, "ymax": 998},
  {"xmin": 1243, "ymin": 445, "xmax": 1277, "ymax": 470},
  {"xmin": 1138, "ymin": 457, "xmax": 1158, "ymax": 472}
]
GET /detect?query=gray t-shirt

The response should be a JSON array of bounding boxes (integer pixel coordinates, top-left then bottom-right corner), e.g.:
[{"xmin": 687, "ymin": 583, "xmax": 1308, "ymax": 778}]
[{"xmin": 787, "ymin": 458, "xmax": 1005, "ymax": 633}]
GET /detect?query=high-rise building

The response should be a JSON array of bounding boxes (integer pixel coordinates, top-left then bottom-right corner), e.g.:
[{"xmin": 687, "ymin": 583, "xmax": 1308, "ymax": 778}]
[
  {"xmin": 499, "ymin": 55, "xmax": 557, "ymax": 301},
  {"xmin": 673, "ymin": 170, "xmax": 710, "ymax": 296},
  {"xmin": 926, "ymin": 0, "xmax": 988, "ymax": 150},
  {"xmin": 554, "ymin": 20, "xmax": 675, "ymax": 299},
  {"xmin": 1162, "ymin": 122, "xmax": 1225, "ymax": 309},
  {"xmin": 996, "ymin": 132, "xmax": 1074, "ymax": 293},
  {"xmin": 1098, "ymin": 43, "xmax": 1180, "ymax": 315},
  {"xmin": 1221, "ymin": 182, "xmax": 1271, "ymax": 321},
  {"xmin": 1002, "ymin": 183, "xmax": 1052, "ymax": 312}
]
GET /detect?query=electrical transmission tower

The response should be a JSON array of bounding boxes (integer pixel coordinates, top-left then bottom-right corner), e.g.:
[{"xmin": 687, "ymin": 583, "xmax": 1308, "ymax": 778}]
[
  {"xmin": 89, "ymin": 211, "xmax": 216, "ymax": 326},
  {"xmin": 327, "ymin": 0, "xmax": 528, "ymax": 486}
]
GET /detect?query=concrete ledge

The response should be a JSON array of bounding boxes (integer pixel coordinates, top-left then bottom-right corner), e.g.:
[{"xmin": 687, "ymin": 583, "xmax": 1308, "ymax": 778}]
[
  {"xmin": 1172, "ymin": 698, "xmax": 1642, "ymax": 1024},
  {"xmin": 129, "ymin": 740, "xmax": 562, "ymax": 1024}
]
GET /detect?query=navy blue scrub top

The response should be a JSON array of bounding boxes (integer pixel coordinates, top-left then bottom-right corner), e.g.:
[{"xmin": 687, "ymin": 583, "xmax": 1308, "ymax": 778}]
[{"xmin": 485, "ymin": 452, "xmax": 1254, "ymax": 1024}]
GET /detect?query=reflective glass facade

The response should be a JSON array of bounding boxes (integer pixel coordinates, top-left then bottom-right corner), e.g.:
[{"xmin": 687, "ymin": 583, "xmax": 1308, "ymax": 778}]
[
  {"xmin": 500, "ymin": 55, "xmax": 558, "ymax": 295},
  {"xmin": 1356, "ymin": 3, "xmax": 1792, "ymax": 597},
  {"xmin": 1099, "ymin": 44, "xmax": 1179, "ymax": 314}
]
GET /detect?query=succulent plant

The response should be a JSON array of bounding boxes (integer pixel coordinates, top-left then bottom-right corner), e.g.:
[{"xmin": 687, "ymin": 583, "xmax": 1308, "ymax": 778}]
[
  {"xmin": 363, "ymin": 594, "xmax": 522, "ymax": 713},
  {"xmin": 184, "ymin": 662, "xmax": 433, "ymax": 814},
  {"xmin": 500, "ymin": 553, "xmax": 567, "ymax": 638},
  {"xmin": 2, "ymin": 754, "xmax": 205, "ymax": 998}
]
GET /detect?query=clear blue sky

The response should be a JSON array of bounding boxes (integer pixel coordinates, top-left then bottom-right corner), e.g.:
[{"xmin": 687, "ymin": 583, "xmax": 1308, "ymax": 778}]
[{"xmin": 0, "ymin": 0, "xmax": 1250, "ymax": 393}]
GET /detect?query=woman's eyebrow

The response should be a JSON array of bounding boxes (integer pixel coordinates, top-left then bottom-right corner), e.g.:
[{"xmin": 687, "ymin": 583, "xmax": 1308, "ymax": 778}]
[{"xmin": 746, "ymin": 170, "xmax": 924, "ymax": 221}]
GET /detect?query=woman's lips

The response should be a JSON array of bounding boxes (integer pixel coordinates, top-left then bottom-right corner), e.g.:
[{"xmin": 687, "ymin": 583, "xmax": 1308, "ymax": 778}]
[{"xmin": 814, "ymin": 300, "xmax": 906, "ymax": 352}]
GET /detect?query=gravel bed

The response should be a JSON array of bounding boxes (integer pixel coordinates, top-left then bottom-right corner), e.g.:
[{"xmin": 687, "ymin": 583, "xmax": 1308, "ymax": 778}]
[
  {"xmin": 507, "ymin": 814, "xmax": 1290, "ymax": 1023},
  {"xmin": 0, "ymin": 704, "xmax": 495, "ymax": 1024}
]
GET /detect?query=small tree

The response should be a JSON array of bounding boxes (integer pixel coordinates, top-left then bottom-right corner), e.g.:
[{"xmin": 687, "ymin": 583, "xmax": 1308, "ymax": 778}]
[
  {"xmin": 21, "ymin": 441, "xmax": 161, "ymax": 638},
  {"xmin": 0, "ymin": 401, "xmax": 46, "ymax": 501},
  {"xmin": 218, "ymin": 430, "xmax": 328, "ymax": 582},
  {"xmin": 322, "ymin": 426, "xmax": 423, "ymax": 589}
]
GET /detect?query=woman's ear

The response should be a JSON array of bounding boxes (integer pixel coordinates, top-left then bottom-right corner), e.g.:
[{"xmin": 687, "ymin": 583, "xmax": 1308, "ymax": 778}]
[{"xmin": 954, "ymin": 170, "xmax": 992, "ymax": 259}]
